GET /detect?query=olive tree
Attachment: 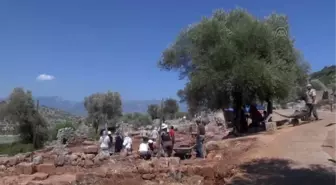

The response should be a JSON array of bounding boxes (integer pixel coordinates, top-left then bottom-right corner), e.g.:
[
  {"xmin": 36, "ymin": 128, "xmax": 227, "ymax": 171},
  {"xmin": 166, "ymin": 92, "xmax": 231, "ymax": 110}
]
[
  {"xmin": 4, "ymin": 88, "xmax": 48, "ymax": 148},
  {"xmin": 147, "ymin": 104, "xmax": 160, "ymax": 120},
  {"xmin": 158, "ymin": 9, "xmax": 309, "ymax": 132},
  {"xmin": 84, "ymin": 91, "xmax": 122, "ymax": 133},
  {"xmin": 163, "ymin": 98, "xmax": 179, "ymax": 119}
]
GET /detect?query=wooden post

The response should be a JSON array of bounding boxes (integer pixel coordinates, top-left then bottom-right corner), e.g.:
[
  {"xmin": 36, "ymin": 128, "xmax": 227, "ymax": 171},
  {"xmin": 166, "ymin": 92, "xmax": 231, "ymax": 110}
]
[
  {"xmin": 31, "ymin": 100, "xmax": 39, "ymax": 162},
  {"xmin": 157, "ymin": 98, "xmax": 164, "ymax": 158}
]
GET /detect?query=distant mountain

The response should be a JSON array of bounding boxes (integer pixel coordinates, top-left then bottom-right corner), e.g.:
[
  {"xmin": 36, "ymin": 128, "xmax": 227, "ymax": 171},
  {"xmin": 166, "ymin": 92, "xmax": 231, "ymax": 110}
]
[
  {"xmin": 36, "ymin": 96, "xmax": 187, "ymax": 116},
  {"xmin": 310, "ymin": 65, "xmax": 336, "ymax": 86}
]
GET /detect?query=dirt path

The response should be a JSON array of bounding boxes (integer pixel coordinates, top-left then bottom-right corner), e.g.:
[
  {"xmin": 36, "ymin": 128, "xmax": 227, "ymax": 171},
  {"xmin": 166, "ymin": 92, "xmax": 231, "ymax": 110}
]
[{"xmin": 228, "ymin": 110, "xmax": 336, "ymax": 185}]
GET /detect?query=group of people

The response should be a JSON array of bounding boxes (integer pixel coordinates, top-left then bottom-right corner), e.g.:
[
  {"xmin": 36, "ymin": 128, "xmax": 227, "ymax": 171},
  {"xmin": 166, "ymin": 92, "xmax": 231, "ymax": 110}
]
[
  {"xmin": 138, "ymin": 124, "xmax": 176, "ymax": 160},
  {"xmin": 98, "ymin": 121, "xmax": 207, "ymax": 160},
  {"xmin": 99, "ymin": 130, "xmax": 133, "ymax": 156}
]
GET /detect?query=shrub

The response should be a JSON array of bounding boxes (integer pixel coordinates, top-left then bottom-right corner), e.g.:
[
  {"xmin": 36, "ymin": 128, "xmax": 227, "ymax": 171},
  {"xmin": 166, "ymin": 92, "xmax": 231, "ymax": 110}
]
[
  {"xmin": 0, "ymin": 142, "xmax": 34, "ymax": 156},
  {"xmin": 50, "ymin": 121, "xmax": 74, "ymax": 140}
]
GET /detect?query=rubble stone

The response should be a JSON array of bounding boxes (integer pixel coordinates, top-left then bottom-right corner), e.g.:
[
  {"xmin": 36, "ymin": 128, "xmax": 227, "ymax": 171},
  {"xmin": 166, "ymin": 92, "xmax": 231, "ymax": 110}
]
[
  {"xmin": 83, "ymin": 145, "xmax": 98, "ymax": 154},
  {"xmin": 57, "ymin": 127, "xmax": 75, "ymax": 144},
  {"xmin": 32, "ymin": 172, "xmax": 49, "ymax": 180},
  {"xmin": 36, "ymin": 163, "xmax": 56, "ymax": 175},
  {"xmin": 32, "ymin": 155, "xmax": 43, "ymax": 165},
  {"xmin": 54, "ymin": 154, "xmax": 65, "ymax": 166},
  {"xmin": 16, "ymin": 162, "xmax": 34, "ymax": 175}
]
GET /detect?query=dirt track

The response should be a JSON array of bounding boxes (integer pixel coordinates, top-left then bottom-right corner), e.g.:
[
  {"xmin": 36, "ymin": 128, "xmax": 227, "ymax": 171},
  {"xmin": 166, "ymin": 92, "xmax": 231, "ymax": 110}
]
[{"xmin": 227, "ymin": 110, "xmax": 336, "ymax": 185}]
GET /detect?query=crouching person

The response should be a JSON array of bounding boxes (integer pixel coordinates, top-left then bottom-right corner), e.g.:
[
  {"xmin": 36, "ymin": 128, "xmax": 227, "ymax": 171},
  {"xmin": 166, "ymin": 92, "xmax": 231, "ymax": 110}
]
[{"xmin": 138, "ymin": 137, "xmax": 151, "ymax": 160}]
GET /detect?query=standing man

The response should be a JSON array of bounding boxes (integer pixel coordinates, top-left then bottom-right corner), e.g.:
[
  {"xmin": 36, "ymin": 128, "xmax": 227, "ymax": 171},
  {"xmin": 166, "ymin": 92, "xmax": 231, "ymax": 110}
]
[
  {"xmin": 150, "ymin": 127, "xmax": 159, "ymax": 142},
  {"xmin": 195, "ymin": 120, "xmax": 206, "ymax": 158},
  {"xmin": 306, "ymin": 84, "xmax": 319, "ymax": 121},
  {"xmin": 160, "ymin": 124, "xmax": 173, "ymax": 157}
]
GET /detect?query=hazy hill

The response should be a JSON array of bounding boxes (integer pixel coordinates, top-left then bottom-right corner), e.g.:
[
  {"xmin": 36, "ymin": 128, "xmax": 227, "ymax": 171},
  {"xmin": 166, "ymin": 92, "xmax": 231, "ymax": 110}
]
[
  {"xmin": 36, "ymin": 96, "xmax": 187, "ymax": 116},
  {"xmin": 0, "ymin": 101, "xmax": 82, "ymax": 135},
  {"xmin": 310, "ymin": 65, "xmax": 336, "ymax": 85}
]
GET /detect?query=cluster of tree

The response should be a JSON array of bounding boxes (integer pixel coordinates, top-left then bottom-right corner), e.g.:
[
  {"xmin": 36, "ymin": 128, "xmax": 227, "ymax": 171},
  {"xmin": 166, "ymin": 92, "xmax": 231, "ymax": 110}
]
[
  {"xmin": 84, "ymin": 91, "xmax": 122, "ymax": 133},
  {"xmin": 120, "ymin": 113, "xmax": 152, "ymax": 128},
  {"xmin": 0, "ymin": 88, "xmax": 48, "ymax": 149},
  {"xmin": 158, "ymin": 9, "xmax": 310, "ymax": 132},
  {"xmin": 146, "ymin": 98, "xmax": 181, "ymax": 120}
]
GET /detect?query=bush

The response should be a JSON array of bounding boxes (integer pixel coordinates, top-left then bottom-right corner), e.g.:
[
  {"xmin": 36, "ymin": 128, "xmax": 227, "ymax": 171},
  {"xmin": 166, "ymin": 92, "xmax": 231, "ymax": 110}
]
[
  {"xmin": 50, "ymin": 121, "xmax": 74, "ymax": 141},
  {"xmin": 0, "ymin": 142, "xmax": 34, "ymax": 156},
  {"xmin": 120, "ymin": 113, "xmax": 152, "ymax": 129}
]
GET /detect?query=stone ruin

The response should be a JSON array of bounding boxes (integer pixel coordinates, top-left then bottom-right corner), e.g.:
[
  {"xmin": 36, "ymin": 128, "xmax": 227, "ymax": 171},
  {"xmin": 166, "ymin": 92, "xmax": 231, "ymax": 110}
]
[
  {"xmin": 56, "ymin": 123, "xmax": 91, "ymax": 145},
  {"xmin": 56, "ymin": 127, "xmax": 75, "ymax": 145}
]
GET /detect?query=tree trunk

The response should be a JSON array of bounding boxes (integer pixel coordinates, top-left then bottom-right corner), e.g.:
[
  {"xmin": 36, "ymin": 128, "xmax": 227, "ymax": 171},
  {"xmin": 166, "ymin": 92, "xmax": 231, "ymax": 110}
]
[
  {"xmin": 233, "ymin": 92, "xmax": 246, "ymax": 133},
  {"xmin": 266, "ymin": 99, "xmax": 273, "ymax": 122}
]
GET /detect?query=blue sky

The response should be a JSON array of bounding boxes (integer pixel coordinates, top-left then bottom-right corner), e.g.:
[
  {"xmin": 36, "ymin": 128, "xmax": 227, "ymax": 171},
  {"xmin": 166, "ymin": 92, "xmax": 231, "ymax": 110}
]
[{"xmin": 0, "ymin": 0, "xmax": 334, "ymax": 101}]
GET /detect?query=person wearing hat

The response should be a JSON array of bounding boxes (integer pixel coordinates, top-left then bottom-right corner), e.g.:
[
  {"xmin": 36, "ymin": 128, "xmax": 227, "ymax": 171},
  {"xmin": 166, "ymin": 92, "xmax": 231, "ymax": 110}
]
[
  {"xmin": 148, "ymin": 139, "xmax": 155, "ymax": 152},
  {"xmin": 107, "ymin": 131, "xmax": 113, "ymax": 155},
  {"xmin": 160, "ymin": 123, "xmax": 173, "ymax": 157},
  {"xmin": 306, "ymin": 83, "xmax": 319, "ymax": 120}
]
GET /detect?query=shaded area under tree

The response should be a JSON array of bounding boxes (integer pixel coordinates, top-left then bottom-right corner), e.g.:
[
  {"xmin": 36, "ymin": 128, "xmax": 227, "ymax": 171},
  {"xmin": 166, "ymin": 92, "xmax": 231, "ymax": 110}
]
[{"xmin": 228, "ymin": 158, "xmax": 335, "ymax": 185}]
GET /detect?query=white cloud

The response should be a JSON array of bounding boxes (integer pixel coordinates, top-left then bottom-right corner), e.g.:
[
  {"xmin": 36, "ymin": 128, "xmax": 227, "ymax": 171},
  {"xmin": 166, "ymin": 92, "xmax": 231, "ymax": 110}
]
[{"xmin": 36, "ymin": 74, "xmax": 55, "ymax": 81}]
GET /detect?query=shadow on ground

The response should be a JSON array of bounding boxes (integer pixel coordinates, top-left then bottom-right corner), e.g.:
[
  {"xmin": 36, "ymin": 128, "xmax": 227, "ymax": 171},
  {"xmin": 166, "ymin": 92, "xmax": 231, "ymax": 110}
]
[{"xmin": 228, "ymin": 158, "xmax": 335, "ymax": 185}]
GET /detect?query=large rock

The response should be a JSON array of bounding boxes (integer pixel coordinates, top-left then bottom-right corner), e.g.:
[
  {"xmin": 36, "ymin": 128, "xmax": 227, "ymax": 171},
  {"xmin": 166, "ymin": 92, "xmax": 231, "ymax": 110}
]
[
  {"xmin": 32, "ymin": 172, "xmax": 49, "ymax": 180},
  {"xmin": 168, "ymin": 157, "xmax": 180, "ymax": 166},
  {"xmin": 51, "ymin": 145, "xmax": 70, "ymax": 155},
  {"xmin": 57, "ymin": 127, "xmax": 75, "ymax": 144},
  {"xmin": 36, "ymin": 163, "xmax": 56, "ymax": 175},
  {"xmin": 33, "ymin": 155, "xmax": 43, "ymax": 165},
  {"xmin": 265, "ymin": 121, "xmax": 277, "ymax": 132},
  {"xmin": 83, "ymin": 145, "xmax": 99, "ymax": 154},
  {"xmin": 16, "ymin": 162, "xmax": 35, "ymax": 175},
  {"xmin": 205, "ymin": 141, "xmax": 220, "ymax": 153},
  {"xmin": 75, "ymin": 123, "xmax": 90, "ymax": 139},
  {"xmin": 137, "ymin": 161, "xmax": 154, "ymax": 174},
  {"xmin": 54, "ymin": 154, "xmax": 65, "ymax": 166}
]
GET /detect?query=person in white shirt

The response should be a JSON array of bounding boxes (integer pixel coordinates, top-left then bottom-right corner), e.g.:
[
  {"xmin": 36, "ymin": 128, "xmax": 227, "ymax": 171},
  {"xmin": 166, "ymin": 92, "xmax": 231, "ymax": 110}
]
[
  {"xmin": 122, "ymin": 132, "xmax": 132, "ymax": 156},
  {"xmin": 99, "ymin": 131, "xmax": 111, "ymax": 155},
  {"xmin": 306, "ymin": 84, "xmax": 319, "ymax": 120},
  {"xmin": 150, "ymin": 128, "xmax": 159, "ymax": 142},
  {"xmin": 138, "ymin": 137, "xmax": 151, "ymax": 160}
]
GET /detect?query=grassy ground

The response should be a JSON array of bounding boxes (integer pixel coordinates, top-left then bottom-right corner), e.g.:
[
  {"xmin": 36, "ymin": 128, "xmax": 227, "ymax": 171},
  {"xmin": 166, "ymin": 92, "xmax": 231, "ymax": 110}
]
[
  {"xmin": 0, "ymin": 135, "xmax": 34, "ymax": 156},
  {"xmin": 0, "ymin": 135, "xmax": 19, "ymax": 144}
]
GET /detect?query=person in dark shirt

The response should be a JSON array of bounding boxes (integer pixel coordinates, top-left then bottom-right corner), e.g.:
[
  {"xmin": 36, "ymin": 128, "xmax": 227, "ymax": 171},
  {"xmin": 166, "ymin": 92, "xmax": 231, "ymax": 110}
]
[
  {"xmin": 249, "ymin": 104, "xmax": 263, "ymax": 132},
  {"xmin": 195, "ymin": 120, "xmax": 206, "ymax": 158},
  {"xmin": 160, "ymin": 124, "xmax": 173, "ymax": 157},
  {"xmin": 114, "ymin": 132, "xmax": 123, "ymax": 153}
]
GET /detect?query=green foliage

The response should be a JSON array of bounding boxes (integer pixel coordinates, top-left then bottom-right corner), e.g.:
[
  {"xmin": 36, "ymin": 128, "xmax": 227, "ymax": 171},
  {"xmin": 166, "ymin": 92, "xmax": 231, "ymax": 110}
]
[
  {"xmin": 38, "ymin": 106, "xmax": 82, "ymax": 127},
  {"xmin": 311, "ymin": 65, "xmax": 336, "ymax": 86},
  {"xmin": 147, "ymin": 104, "xmax": 160, "ymax": 119},
  {"xmin": 50, "ymin": 121, "xmax": 74, "ymax": 140},
  {"xmin": 3, "ymin": 88, "xmax": 48, "ymax": 149},
  {"xmin": 310, "ymin": 79, "xmax": 327, "ymax": 91},
  {"xmin": 84, "ymin": 91, "xmax": 122, "ymax": 133},
  {"xmin": 120, "ymin": 113, "xmax": 152, "ymax": 128},
  {"xmin": 0, "ymin": 142, "xmax": 34, "ymax": 156},
  {"xmin": 163, "ymin": 98, "xmax": 179, "ymax": 119},
  {"xmin": 158, "ymin": 9, "xmax": 309, "ymax": 115}
]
